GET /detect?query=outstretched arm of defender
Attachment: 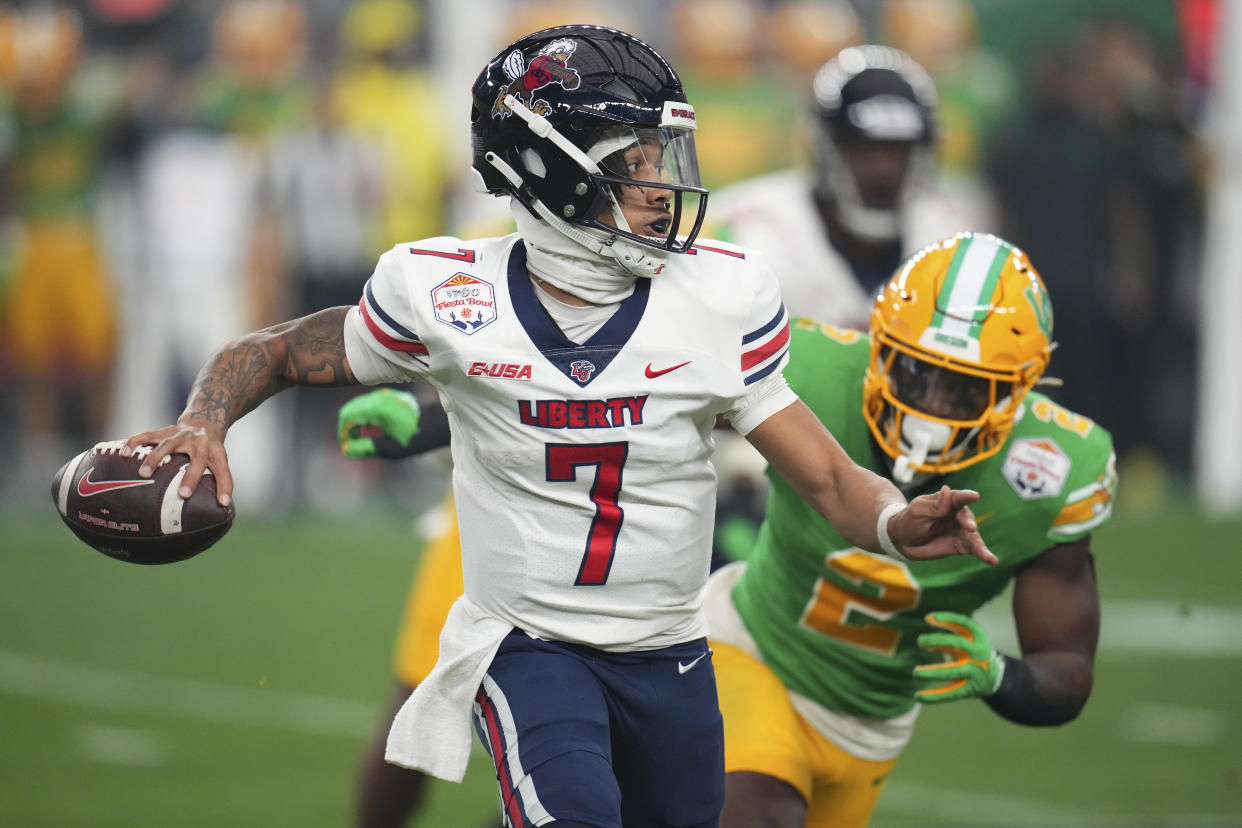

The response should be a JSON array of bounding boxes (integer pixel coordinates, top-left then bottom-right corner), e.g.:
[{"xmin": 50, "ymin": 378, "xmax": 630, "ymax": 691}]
[{"xmin": 122, "ymin": 307, "xmax": 358, "ymax": 506}]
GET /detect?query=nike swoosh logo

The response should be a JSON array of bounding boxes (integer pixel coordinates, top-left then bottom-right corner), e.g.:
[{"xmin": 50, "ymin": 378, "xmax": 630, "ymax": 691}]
[
  {"xmin": 645, "ymin": 360, "xmax": 692, "ymax": 379},
  {"xmin": 76, "ymin": 469, "xmax": 157, "ymax": 497},
  {"xmin": 677, "ymin": 652, "xmax": 709, "ymax": 674}
]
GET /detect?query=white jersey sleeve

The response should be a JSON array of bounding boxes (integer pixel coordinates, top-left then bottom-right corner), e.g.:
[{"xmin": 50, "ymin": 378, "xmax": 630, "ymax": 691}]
[
  {"xmin": 724, "ymin": 253, "xmax": 798, "ymax": 435},
  {"xmin": 343, "ymin": 245, "xmax": 433, "ymax": 385}
]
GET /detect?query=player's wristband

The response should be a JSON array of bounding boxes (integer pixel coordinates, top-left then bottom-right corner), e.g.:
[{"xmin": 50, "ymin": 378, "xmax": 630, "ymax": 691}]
[{"xmin": 876, "ymin": 502, "xmax": 910, "ymax": 561}]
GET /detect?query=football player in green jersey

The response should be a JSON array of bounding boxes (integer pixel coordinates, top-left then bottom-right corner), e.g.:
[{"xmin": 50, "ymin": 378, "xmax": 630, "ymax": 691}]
[{"xmin": 706, "ymin": 231, "xmax": 1116, "ymax": 828}]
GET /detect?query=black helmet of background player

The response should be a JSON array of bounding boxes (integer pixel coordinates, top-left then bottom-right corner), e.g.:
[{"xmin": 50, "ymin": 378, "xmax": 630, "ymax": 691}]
[
  {"xmin": 470, "ymin": 25, "xmax": 708, "ymax": 278},
  {"xmin": 811, "ymin": 45, "xmax": 937, "ymax": 242}
]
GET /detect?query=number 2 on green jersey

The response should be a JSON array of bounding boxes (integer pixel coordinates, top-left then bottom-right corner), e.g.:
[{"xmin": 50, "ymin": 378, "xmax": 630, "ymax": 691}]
[{"xmin": 800, "ymin": 550, "xmax": 921, "ymax": 656}]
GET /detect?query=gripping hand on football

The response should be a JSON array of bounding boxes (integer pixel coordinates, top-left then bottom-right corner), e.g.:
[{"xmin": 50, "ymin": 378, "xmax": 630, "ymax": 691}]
[
  {"xmin": 885, "ymin": 485, "xmax": 997, "ymax": 565},
  {"xmin": 913, "ymin": 611, "xmax": 1005, "ymax": 703},
  {"xmin": 121, "ymin": 421, "xmax": 232, "ymax": 507},
  {"xmin": 338, "ymin": 389, "xmax": 421, "ymax": 459}
]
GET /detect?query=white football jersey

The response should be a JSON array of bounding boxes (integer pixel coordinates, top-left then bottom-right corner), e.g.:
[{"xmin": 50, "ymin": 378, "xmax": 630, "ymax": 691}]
[
  {"xmin": 710, "ymin": 168, "xmax": 996, "ymax": 329},
  {"xmin": 344, "ymin": 233, "xmax": 796, "ymax": 651}
]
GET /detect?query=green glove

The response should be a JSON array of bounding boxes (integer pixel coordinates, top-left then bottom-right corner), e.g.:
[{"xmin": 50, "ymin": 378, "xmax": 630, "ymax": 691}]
[
  {"xmin": 337, "ymin": 388, "xmax": 421, "ymax": 459},
  {"xmin": 912, "ymin": 611, "xmax": 1005, "ymax": 703}
]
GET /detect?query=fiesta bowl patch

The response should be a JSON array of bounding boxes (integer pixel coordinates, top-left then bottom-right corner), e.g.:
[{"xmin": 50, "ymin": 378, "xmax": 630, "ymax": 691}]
[
  {"xmin": 1002, "ymin": 437, "xmax": 1071, "ymax": 500},
  {"xmin": 432, "ymin": 273, "xmax": 498, "ymax": 334}
]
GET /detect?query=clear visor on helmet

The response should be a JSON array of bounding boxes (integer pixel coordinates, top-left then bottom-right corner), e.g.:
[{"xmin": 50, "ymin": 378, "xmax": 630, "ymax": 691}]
[
  {"xmin": 590, "ymin": 126, "xmax": 702, "ymax": 188},
  {"xmin": 585, "ymin": 126, "xmax": 707, "ymax": 252}
]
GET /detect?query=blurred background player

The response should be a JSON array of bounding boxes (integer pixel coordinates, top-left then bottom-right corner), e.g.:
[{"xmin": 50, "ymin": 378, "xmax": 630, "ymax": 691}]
[
  {"xmin": 256, "ymin": 0, "xmax": 452, "ymax": 512},
  {"xmin": 0, "ymin": 3, "xmax": 119, "ymax": 500},
  {"xmin": 707, "ymin": 42, "xmax": 998, "ymax": 562},
  {"xmin": 709, "ymin": 42, "xmax": 995, "ymax": 332},
  {"xmin": 331, "ymin": 0, "xmax": 450, "ymax": 253},
  {"xmin": 704, "ymin": 232, "xmax": 1115, "ymax": 828},
  {"xmin": 110, "ymin": 0, "xmax": 314, "ymax": 510}
]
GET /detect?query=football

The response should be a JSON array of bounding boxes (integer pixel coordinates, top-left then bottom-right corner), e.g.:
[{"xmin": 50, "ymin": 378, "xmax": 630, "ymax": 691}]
[{"xmin": 51, "ymin": 440, "xmax": 235, "ymax": 564}]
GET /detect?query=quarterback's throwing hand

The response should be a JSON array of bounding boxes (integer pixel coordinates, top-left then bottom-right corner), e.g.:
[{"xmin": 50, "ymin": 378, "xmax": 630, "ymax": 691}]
[
  {"xmin": 120, "ymin": 422, "xmax": 233, "ymax": 508},
  {"xmin": 887, "ymin": 486, "xmax": 997, "ymax": 565}
]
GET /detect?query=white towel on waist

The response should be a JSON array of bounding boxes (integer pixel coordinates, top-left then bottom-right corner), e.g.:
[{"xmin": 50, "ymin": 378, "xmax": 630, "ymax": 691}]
[{"xmin": 385, "ymin": 594, "xmax": 513, "ymax": 782}]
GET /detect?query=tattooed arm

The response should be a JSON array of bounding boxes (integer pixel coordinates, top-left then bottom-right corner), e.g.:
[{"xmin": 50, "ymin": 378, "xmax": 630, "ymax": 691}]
[{"xmin": 122, "ymin": 307, "xmax": 357, "ymax": 505}]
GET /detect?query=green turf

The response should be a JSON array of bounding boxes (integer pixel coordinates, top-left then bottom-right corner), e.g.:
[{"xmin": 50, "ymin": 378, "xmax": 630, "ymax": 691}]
[{"xmin": 3, "ymin": 501, "xmax": 1240, "ymax": 826}]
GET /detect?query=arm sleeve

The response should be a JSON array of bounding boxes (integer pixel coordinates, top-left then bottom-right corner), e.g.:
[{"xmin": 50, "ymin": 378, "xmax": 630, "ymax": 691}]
[
  {"xmin": 984, "ymin": 654, "xmax": 1089, "ymax": 726},
  {"xmin": 723, "ymin": 256, "xmax": 798, "ymax": 435},
  {"xmin": 343, "ymin": 248, "xmax": 432, "ymax": 385}
]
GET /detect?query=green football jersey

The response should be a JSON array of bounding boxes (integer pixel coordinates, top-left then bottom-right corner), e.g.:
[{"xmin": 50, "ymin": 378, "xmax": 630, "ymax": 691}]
[
  {"xmin": 14, "ymin": 100, "xmax": 105, "ymax": 223},
  {"xmin": 732, "ymin": 319, "xmax": 1117, "ymax": 719}
]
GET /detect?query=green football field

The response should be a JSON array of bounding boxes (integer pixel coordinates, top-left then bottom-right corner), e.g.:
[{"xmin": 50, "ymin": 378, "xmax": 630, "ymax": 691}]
[{"xmin": 3, "ymin": 498, "xmax": 1240, "ymax": 827}]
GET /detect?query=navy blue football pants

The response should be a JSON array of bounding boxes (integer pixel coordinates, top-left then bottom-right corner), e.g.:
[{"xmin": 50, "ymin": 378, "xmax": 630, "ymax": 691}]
[{"xmin": 472, "ymin": 630, "xmax": 724, "ymax": 828}]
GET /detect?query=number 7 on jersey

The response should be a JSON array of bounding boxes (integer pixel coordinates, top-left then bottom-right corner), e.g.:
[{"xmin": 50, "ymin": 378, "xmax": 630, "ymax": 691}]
[{"xmin": 546, "ymin": 442, "xmax": 629, "ymax": 585}]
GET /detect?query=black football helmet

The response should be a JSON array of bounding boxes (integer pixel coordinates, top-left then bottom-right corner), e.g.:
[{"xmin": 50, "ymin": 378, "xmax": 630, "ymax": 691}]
[
  {"xmin": 810, "ymin": 45, "xmax": 937, "ymax": 241},
  {"xmin": 470, "ymin": 25, "xmax": 708, "ymax": 271}
]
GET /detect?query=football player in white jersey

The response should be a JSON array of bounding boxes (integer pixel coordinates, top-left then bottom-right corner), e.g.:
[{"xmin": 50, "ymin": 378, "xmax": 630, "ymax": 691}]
[
  {"xmin": 122, "ymin": 25, "xmax": 996, "ymax": 828},
  {"xmin": 709, "ymin": 44, "xmax": 994, "ymax": 332},
  {"xmin": 707, "ymin": 45, "xmax": 998, "ymax": 567}
]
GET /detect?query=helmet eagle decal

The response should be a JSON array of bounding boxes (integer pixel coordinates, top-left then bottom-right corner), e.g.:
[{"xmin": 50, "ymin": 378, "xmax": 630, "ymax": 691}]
[{"xmin": 491, "ymin": 38, "xmax": 582, "ymax": 119}]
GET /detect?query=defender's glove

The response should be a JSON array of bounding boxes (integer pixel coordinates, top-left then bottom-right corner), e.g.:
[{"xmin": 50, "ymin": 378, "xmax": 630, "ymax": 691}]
[
  {"xmin": 337, "ymin": 389, "xmax": 421, "ymax": 459},
  {"xmin": 912, "ymin": 611, "xmax": 1005, "ymax": 703}
]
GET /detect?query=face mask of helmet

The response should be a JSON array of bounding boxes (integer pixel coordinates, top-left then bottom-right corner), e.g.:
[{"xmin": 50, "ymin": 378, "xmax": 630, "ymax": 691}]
[
  {"xmin": 470, "ymin": 26, "xmax": 708, "ymax": 278},
  {"xmin": 880, "ymin": 347, "xmax": 1014, "ymax": 483},
  {"xmin": 810, "ymin": 45, "xmax": 937, "ymax": 242}
]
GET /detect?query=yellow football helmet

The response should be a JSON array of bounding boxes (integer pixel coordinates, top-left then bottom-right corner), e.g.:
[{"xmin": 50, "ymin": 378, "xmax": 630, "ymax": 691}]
[{"xmin": 863, "ymin": 232, "xmax": 1054, "ymax": 482}]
